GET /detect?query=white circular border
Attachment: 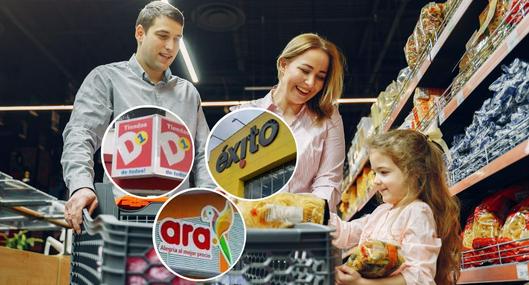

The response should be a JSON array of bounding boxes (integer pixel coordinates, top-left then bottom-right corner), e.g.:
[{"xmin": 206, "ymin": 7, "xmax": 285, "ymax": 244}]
[
  {"xmin": 100, "ymin": 104, "xmax": 195, "ymax": 199},
  {"xmin": 205, "ymin": 107, "xmax": 299, "ymax": 202},
  {"xmin": 151, "ymin": 187, "xmax": 248, "ymax": 282}
]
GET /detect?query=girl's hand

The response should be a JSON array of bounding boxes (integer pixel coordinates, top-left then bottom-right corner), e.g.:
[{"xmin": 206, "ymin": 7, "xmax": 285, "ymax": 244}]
[{"xmin": 335, "ymin": 264, "xmax": 363, "ymax": 285}]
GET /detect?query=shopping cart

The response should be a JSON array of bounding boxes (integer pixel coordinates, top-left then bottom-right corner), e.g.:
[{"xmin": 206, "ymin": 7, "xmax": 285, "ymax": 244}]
[
  {"xmin": 70, "ymin": 183, "xmax": 191, "ymax": 285},
  {"xmin": 71, "ymin": 183, "xmax": 339, "ymax": 285}
]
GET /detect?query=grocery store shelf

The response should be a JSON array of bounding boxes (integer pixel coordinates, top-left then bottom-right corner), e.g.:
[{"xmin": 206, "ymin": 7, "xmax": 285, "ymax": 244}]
[
  {"xmin": 343, "ymin": 188, "xmax": 377, "ymax": 222},
  {"xmin": 384, "ymin": 0, "xmax": 486, "ymax": 131},
  {"xmin": 343, "ymin": 154, "xmax": 369, "ymax": 191},
  {"xmin": 458, "ymin": 262, "xmax": 529, "ymax": 284},
  {"xmin": 440, "ymin": 14, "xmax": 529, "ymax": 124},
  {"xmin": 450, "ymin": 138, "xmax": 529, "ymax": 196}
]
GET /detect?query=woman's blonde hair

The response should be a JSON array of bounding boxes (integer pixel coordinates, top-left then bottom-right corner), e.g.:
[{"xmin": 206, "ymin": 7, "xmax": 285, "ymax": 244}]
[
  {"xmin": 276, "ymin": 33, "xmax": 345, "ymax": 121},
  {"xmin": 367, "ymin": 129, "xmax": 461, "ymax": 285}
]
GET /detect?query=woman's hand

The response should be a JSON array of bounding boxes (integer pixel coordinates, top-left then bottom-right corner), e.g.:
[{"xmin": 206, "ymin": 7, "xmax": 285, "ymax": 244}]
[{"xmin": 335, "ymin": 264, "xmax": 364, "ymax": 285}]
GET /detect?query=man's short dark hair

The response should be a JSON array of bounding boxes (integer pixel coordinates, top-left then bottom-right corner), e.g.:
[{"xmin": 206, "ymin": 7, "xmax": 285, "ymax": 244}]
[{"xmin": 136, "ymin": 1, "xmax": 184, "ymax": 32}]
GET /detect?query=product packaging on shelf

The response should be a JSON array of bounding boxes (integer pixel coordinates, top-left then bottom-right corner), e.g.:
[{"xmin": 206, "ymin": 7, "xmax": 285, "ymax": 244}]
[
  {"xmin": 498, "ymin": 196, "xmax": 529, "ymax": 263},
  {"xmin": 449, "ymin": 59, "xmax": 529, "ymax": 184},
  {"xmin": 461, "ymin": 184, "xmax": 529, "ymax": 267},
  {"xmin": 404, "ymin": 2, "xmax": 447, "ymax": 68},
  {"xmin": 411, "ymin": 87, "xmax": 444, "ymax": 129}
]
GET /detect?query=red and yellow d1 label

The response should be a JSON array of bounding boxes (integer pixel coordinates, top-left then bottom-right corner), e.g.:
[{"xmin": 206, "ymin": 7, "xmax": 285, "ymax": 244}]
[
  {"xmin": 135, "ymin": 131, "xmax": 149, "ymax": 146},
  {"xmin": 179, "ymin": 137, "xmax": 191, "ymax": 152}
]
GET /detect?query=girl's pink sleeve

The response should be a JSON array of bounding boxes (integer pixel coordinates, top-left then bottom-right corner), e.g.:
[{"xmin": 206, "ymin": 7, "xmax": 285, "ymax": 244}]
[
  {"xmin": 398, "ymin": 203, "xmax": 442, "ymax": 285},
  {"xmin": 328, "ymin": 212, "xmax": 370, "ymax": 249}
]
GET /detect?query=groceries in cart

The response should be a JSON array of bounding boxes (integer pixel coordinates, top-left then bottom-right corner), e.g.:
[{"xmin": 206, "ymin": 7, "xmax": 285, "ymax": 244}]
[
  {"xmin": 344, "ymin": 240, "xmax": 405, "ymax": 278},
  {"xmin": 236, "ymin": 192, "xmax": 329, "ymax": 228}
]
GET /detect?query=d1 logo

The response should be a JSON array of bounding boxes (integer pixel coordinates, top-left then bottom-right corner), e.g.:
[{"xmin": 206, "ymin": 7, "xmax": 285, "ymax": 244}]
[{"xmin": 117, "ymin": 131, "xmax": 145, "ymax": 165}]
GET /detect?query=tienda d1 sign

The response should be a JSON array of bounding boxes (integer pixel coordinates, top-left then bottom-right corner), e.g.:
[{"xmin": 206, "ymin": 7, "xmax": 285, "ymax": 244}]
[{"xmin": 111, "ymin": 114, "xmax": 193, "ymax": 181}]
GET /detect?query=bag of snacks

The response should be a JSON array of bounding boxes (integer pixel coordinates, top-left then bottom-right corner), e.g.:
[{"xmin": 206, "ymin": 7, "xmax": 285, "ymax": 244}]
[
  {"xmin": 499, "ymin": 197, "xmax": 529, "ymax": 263},
  {"xmin": 345, "ymin": 240, "xmax": 405, "ymax": 278},
  {"xmin": 461, "ymin": 214, "xmax": 483, "ymax": 268},
  {"xmin": 236, "ymin": 192, "xmax": 329, "ymax": 228},
  {"xmin": 470, "ymin": 185, "xmax": 528, "ymax": 265},
  {"xmin": 404, "ymin": 2, "xmax": 446, "ymax": 68}
]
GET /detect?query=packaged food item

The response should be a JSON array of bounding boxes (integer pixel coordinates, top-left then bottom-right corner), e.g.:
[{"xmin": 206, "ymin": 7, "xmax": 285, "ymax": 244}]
[
  {"xmin": 404, "ymin": 33, "xmax": 420, "ymax": 69},
  {"xmin": 356, "ymin": 168, "xmax": 369, "ymax": 200},
  {"xmin": 404, "ymin": 2, "xmax": 446, "ymax": 68},
  {"xmin": 237, "ymin": 192, "xmax": 328, "ymax": 228},
  {"xmin": 462, "ymin": 215, "xmax": 475, "ymax": 250},
  {"xmin": 471, "ymin": 186, "xmax": 524, "ymax": 241},
  {"xmin": 411, "ymin": 88, "xmax": 444, "ymax": 129},
  {"xmin": 418, "ymin": 2, "xmax": 446, "ymax": 42},
  {"xmin": 457, "ymin": 0, "xmax": 512, "ymax": 87},
  {"xmin": 506, "ymin": 0, "xmax": 529, "ymax": 26},
  {"xmin": 340, "ymin": 183, "xmax": 357, "ymax": 218},
  {"xmin": 396, "ymin": 67, "xmax": 411, "ymax": 88},
  {"xmin": 461, "ymin": 215, "xmax": 479, "ymax": 268},
  {"xmin": 449, "ymin": 59, "xmax": 529, "ymax": 184},
  {"xmin": 499, "ymin": 196, "xmax": 529, "ymax": 263},
  {"xmin": 345, "ymin": 240, "xmax": 405, "ymax": 278},
  {"xmin": 467, "ymin": 185, "xmax": 529, "ymax": 266}
]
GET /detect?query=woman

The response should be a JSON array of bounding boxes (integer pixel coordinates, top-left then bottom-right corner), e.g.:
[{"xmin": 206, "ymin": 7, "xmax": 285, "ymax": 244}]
[{"xmin": 235, "ymin": 33, "xmax": 346, "ymax": 211}]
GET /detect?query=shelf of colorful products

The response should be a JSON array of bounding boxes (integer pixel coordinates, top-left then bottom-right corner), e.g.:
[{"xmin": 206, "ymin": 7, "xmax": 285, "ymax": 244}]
[
  {"xmin": 458, "ymin": 237, "xmax": 529, "ymax": 283},
  {"xmin": 0, "ymin": 171, "xmax": 67, "ymax": 230},
  {"xmin": 341, "ymin": 0, "xmax": 485, "ymax": 213},
  {"xmin": 440, "ymin": 4, "xmax": 529, "ymax": 124},
  {"xmin": 449, "ymin": 136, "xmax": 529, "ymax": 196},
  {"xmin": 342, "ymin": 154, "xmax": 368, "ymax": 195},
  {"xmin": 345, "ymin": 3, "xmax": 529, "ymax": 218},
  {"xmin": 382, "ymin": 0, "xmax": 486, "ymax": 131}
]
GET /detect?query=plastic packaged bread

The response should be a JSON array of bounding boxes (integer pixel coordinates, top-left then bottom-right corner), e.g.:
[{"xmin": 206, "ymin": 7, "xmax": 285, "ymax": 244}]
[
  {"xmin": 345, "ymin": 240, "xmax": 405, "ymax": 278},
  {"xmin": 404, "ymin": 2, "xmax": 446, "ymax": 68},
  {"xmin": 236, "ymin": 192, "xmax": 329, "ymax": 228}
]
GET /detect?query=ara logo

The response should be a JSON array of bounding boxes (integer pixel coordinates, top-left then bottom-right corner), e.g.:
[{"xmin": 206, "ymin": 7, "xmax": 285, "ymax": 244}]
[
  {"xmin": 159, "ymin": 219, "xmax": 211, "ymax": 250},
  {"xmin": 201, "ymin": 201, "xmax": 234, "ymax": 265},
  {"xmin": 158, "ymin": 218, "xmax": 213, "ymax": 260},
  {"xmin": 215, "ymin": 118, "xmax": 279, "ymax": 173}
]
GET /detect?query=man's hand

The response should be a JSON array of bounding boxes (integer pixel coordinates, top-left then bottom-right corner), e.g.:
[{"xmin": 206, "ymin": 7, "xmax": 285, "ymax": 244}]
[{"xmin": 64, "ymin": 188, "xmax": 98, "ymax": 234}]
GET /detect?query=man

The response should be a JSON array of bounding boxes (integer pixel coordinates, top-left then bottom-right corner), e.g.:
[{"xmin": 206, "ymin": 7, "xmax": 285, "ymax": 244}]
[{"xmin": 61, "ymin": 1, "xmax": 214, "ymax": 233}]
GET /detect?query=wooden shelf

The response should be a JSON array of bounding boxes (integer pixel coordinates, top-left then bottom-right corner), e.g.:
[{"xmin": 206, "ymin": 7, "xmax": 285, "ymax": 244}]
[
  {"xmin": 440, "ymin": 15, "xmax": 529, "ymax": 124},
  {"xmin": 450, "ymin": 139, "xmax": 529, "ymax": 196},
  {"xmin": 384, "ymin": 0, "xmax": 486, "ymax": 131},
  {"xmin": 458, "ymin": 262, "xmax": 529, "ymax": 284}
]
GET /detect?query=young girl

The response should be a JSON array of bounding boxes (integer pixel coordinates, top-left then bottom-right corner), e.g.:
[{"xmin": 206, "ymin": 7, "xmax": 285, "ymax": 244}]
[{"xmin": 331, "ymin": 129, "xmax": 461, "ymax": 285}]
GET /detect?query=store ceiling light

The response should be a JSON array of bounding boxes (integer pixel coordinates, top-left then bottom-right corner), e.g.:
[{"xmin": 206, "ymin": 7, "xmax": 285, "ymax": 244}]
[
  {"xmin": 339, "ymin": 98, "xmax": 377, "ymax": 103},
  {"xmin": 202, "ymin": 101, "xmax": 248, "ymax": 107},
  {"xmin": 0, "ymin": 105, "xmax": 74, "ymax": 111},
  {"xmin": 244, "ymin": 86, "xmax": 272, "ymax": 91},
  {"xmin": 180, "ymin": 38, "xmax": 199, "ymax": 83},
  {"xmin": 0, "ymin": 98, "xmax": 376, "ymax": 112}
]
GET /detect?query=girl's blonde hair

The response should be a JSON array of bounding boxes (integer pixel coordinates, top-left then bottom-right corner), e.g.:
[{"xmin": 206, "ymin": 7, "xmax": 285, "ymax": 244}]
[
  {"xmin": 367, "ymin": 129, "xmax": 461, "ymax": 284},
  {"xmin": 276, "ymin": 33, "xmax": 345, "ymax": 121}
]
